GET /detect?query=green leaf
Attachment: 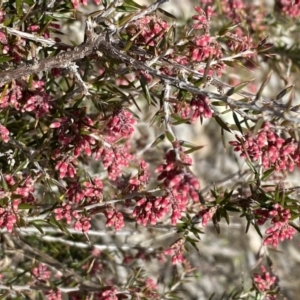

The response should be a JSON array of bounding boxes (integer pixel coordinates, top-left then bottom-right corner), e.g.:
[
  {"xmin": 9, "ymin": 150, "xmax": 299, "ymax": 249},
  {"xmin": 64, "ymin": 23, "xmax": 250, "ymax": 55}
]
[
  {"xmin": 184, "ymin": 145, "xmax": 205, "ymax": 154},
  {"xmin": 218, "ymin": 22, "xmax": 239, "ymax": 36},
  {"xmin": 261, "ymin": 168, "xmax": 275, "ymax": 181},
  {"xmin": 255, "ymin": 71, "xmax": 272, "ymax": 101},
  {"xmin": 124, "ymin": 0, "xmax": 143, "ymax": 8},
  {"xmin": 158, "ymin": 8, "xmax": 177, "ymax": 19},
  {"xmin": 0, "ymin": 172, "xmax": 9, "ymax": 191},
  {"xmin": 140, "ymin": 75, "xmax": 152, "ymax": 105},
  {"xmin": 30, "ymin": 221, "xmax": 45, "ymax": 234},
  {"xmin": 232, "ymin": 111, "xmax": 243, "ymax": 134},
  {"xmin": 276, "ymin": 85, "xmax": 294, "ymax": 100},
  {"xmin": 0, "ymin": 55, "xmax": 12, "ymax": 63},
  {"xmin": 49, "ymin": 216, "xmax": 71, "ymax": 236},
  {"xmin": 245, "ymin": 159, "xmax": 257, "ymax": 175},
  {"xmin": 45, "ymin": 12, "xmax": 74, "ymax": 19},
  {"xmin": 16, "ymin": 0, "xmax": 23, "ymax": 15},
  {"xmin": 226, "ymin": 81, "xmax": 252, "ymax": 96},
  {"xmin": 253, "ymin": 222, "xmax": 263, "ymax": 238},
  {"xmin": 252, "ymin": 117, "xmax": 264, "ymax": 136},
  {"xmin": 215, "ymin": 116, "xmax": 231, "ymax": 132},
  {"xmin": 151, "ymin": 133, "xmax": 165, "ymax": 147},
  {"xmin": 165, "ymin": 130, "xmax": 175, "ymax": 142},
  {"xmin": 18, "ymin": 203, "xmax": 34, "ymax": 209}
]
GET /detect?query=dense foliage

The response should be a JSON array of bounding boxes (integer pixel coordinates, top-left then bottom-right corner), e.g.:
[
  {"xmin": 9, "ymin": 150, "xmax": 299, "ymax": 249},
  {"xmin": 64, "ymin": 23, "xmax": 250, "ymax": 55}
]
[{"xmin": 0, "ymin": 0, "xmax": 300, "ymax": 299}]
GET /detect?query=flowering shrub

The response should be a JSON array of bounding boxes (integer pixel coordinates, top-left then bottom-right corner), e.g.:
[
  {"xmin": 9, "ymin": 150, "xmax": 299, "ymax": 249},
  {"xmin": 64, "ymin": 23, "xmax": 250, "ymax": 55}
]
[{"xmin": 0, "ymin": 0, "xmax": 300, "ymax": 299}]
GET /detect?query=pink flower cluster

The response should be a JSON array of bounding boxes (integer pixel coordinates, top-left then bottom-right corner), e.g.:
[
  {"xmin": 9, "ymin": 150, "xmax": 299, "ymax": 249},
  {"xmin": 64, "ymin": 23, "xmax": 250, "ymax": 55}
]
[
  {"xmin": 164, "ymin": 238, "xmax": 185, "ymax": 265},
  {"xmin": 276, "ymin": 0, "xmax": 300, "ymax": 17},
  {"xmin": 122, "ymin": 160, "xmax": 150, "ymax": 193},
  {"xmin": 32, "ymin": 264, "xmax": 51, "ymax": 282},
  {"xmin": 95, "ymin": 144, "xmax": 133, "ymax": 181},
  {"xmin": 254, "ymin": 203, "xmax": 296, "ymax": 247},
  {"xmin": 190, "ymin": 35, "xmax": 222, "ymax": 63},
  {"xmin": 0, "ymin": 124, "xmax": 9, "ymax": 143},
  {"xmin": 105, "ymin": 109, "xmax": 136, "ymax": 143},
  {"xmin": 46, "ymin": 289, "xmax": 62, "ymax": 300},
  {"xmin": 132, "ymin": 195, "xmax": 170, "ymax": 226},
  {"xmin": 172, "ymin": 94, "xmax": 212, "ymax": 122},
  {"xmin": 70, "ymin": 0, "xmax": 101, "ymax": 10},
  {"xmin": 0, "ymin": 174, "xmax": 36, "ymax": 232},
  {"xmin": 221, "ymin": 0, "xmax": 246, "ymax": 22},
  {"xmin": 126, "ymin": 15, "xmax": 169, "ymax": 46},
  {"xmin": 198, "ymin": 206, "xmax": 217, "ymax": 227},
  {"xmin": 104, "ymin": 204, "xmax": 125, "ymax": 231},
  {"xmin": 156, "ymin": 147, "xmax": 199, "ymax": 200},
  {"xmin": 54, "ymin": 202, "xmax": 92, "ymax": 233},
  {"xmin": 54, "ymin": 158, "xmax": 77, "ymax": 179},
  {"xmin": 141, "ymin": 278, "xmax": 160, "ymax": 300},
  {"xmin": 155, "ymin": 145, "xmax": 200, "ymax": 225},
  {"xmin": 230, "ymin": 122, "xmax": 300, "ymax": 172},
  {"xmin": 54, "ymin": 177, "xmax": 104, "ymax": 232},
  {"xmin": 0, "ymin": 80, "xmax": 52, "ymax": 118},
  {"xmin": 0, "ymin": 31, "xmax": 26, "ymax": 62},
  {"xmin": 50, "ymin": 108, "xmax": 96, "ymax": 158},
  {"xmin": 190, "ymin": 94, "xmax": 213, "ymax": 121},
  {"xmin": 98, "ymin": 286, "xmax": 119, "ymax": 300},
  {"xmin": 192, "ymin": 5, "xmax": 212, "ymax": 32},
  {"xmin": 0, "ymin": 199, "xmax": 19, "ymax": 232},
  {"xmin": 253, "ymin": 265, "xmax": 277, "ymax": 300}
]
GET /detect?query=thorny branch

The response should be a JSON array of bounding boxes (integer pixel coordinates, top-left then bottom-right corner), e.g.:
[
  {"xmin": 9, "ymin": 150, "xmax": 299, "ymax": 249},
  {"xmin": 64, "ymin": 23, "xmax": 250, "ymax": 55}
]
[{"xmin": 0, "ymin": 0, "xmax": 299, "ymax": 125}]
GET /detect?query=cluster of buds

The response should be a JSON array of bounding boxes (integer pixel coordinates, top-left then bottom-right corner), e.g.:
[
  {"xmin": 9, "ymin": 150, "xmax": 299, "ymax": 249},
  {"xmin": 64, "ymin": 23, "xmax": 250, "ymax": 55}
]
[
  {"xmin": 104, "ymin": 204, "xmax": 125, "ymax": 231},
  {"xmin": 54, "ymin": 202, "xmax": 78, "ymax": 225},
  {"xmin": 190, "ymin": 35, "xmax": 222, "ymax": 64},
  {"xmin": 125, "ymin": 160, "xmax": 150, "ymax": 193},
  {"xmin": 70, "ymin": 0, "xmax": 101, "ymax": 10},
  {"xmin": 198, "ymin": 206, "xmax": 217, "ymax": 227},
  {"xmin": 132, "ymin": 195, "xmax": 170, "ymax": 226},
  {"xmin": 155, "ymin": 145, "xmax": 200, "ymax": 225},
  {"xmin": 192, "ymin": 5, "xmax": 212, "ymax": 32},
  {"xmin": 172, "ymin": 95, "xmax": 212, "ymax": 123},
  {"xmin": 221, "ymin": 0, "xmax": 246, "ymax": 22},
  {"xmin": 0, "ymin": 82, "xmax": 23, "ymax": 110},
  {"xmin": 105, "ymin": 109, "xmax": 136, "ymax": 143},
  {"xmin": 54, "ymin": 158, "xmax": 77, "ymax": 179},
  {"xmin": 276, "ymin": 0, "xmax": 300, "ymax": 17},
  {"xmin": 97, "ymin": 286, "xmax": 119, "ymax": 300},
  {"xmin": 66, "ymin": 177, "xmax": 104, "ymax": 204},
  {"xmin": 226, "ymin": 28, "xmax": 254, "ymax": 54},
  {"xmin": 164, "ymin": 238, "xmax": 185, "ymax": 265},
  {"xmin": 254, "ymin": 203, "xmax": 296, "ymax": 247},
  {"xmin": 0, "ymin": 124, "xmax": 10, "ymax": 143},
  {"xmin": 74, "ymin": 215, "xmax": 91, "ymax": 232},
  {"xmin": 0, "ymin": 80, "xmax": 52, "ymax": 118},
  {"xmin": 142, "ymin": 278, "xmax": 159, "ymax": 299},
  {"xmin": 253, "ymin": 265, "xmax": 277, "ymax": 300},
  {"xmin": 132, "ymin": 278, "xmax": 159, "ymax": 299},
  {"xmin": 0, "ymin": 31, "xmax": 26, "ymax": 62},
  {"xmin": 46, "ymin": 289, "xmax": 62, "ymax": 300},
  {"xmin": 190, "ymin": 94, "xmax": 213, "ymax": 121},
  {"xmin": 229, "ymin": 122, "xmax": 300, "ymax": 172},
  {"xmin": 32, "ymin": 264, "xmax": 51, "ymax": 282},
  {"xmin": 50, "ymin": 108, "xmax": 96, "ymax": 158},
  {"xmin": 125, "ymin": 15, "xmax": 169, "ymax": 47},
  {"xmin": 54, "ymin": 202, "xmax": 91, "ymax": 233},
  {"xmin": 0, "ymin": 174, "xmax": 36, "ymax": 232},
  {"xmin": 0, "ymin": 199, "xmax": 19, "ymax": 232},
  {"xmin": 21, "ymin": 80, "xmax": 52, "ymax": 118},
  {"xmin": 95, "ymin": 144, "xmax": 133, "ymax": 181}
]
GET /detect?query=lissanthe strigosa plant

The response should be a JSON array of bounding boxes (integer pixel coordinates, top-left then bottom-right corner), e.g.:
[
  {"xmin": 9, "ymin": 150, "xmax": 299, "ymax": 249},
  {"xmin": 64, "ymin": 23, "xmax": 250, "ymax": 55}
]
[{"xmin": 0, "ymin": 0, "xmax": 300, "ymax": 299}]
